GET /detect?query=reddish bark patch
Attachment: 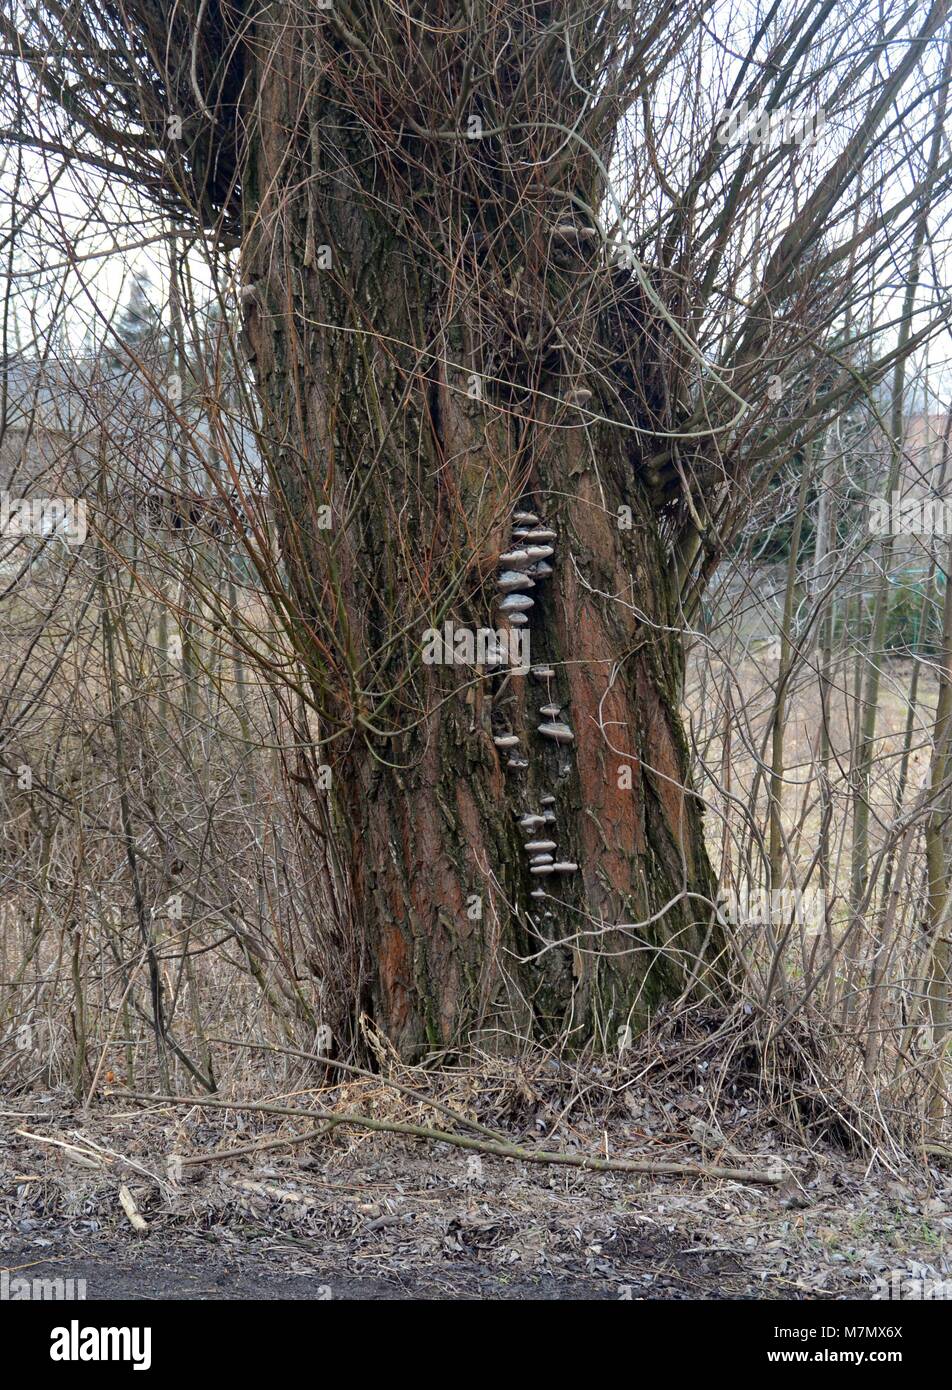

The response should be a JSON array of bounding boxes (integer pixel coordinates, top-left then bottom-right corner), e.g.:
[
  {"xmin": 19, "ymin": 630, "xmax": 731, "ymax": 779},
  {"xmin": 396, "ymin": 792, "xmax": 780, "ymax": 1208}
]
[
  {"xmin": 566, "ymin": 596, "xmax": 647, "ymax": 874},
  {"xmin": 379, "ymin": 921, "xmax": 412, "ymax": 1036},
  {"xmin": 642, "ymin": 679, "xmax": 691, "ymax": 861}
]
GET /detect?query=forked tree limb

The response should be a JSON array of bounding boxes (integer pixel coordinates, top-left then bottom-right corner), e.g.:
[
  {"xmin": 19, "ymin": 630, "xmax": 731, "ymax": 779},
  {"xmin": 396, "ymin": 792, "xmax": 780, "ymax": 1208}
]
[{"xmin": 109, "ymin": 1090, "xmax": 784, "ymax": 1185}]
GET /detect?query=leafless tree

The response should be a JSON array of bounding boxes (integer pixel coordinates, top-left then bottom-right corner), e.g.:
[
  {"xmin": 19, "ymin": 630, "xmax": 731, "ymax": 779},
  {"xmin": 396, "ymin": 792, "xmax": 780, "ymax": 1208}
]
[{"xmin": 2, "ymin": 0, "xmax": 952, "ymax": 1074}]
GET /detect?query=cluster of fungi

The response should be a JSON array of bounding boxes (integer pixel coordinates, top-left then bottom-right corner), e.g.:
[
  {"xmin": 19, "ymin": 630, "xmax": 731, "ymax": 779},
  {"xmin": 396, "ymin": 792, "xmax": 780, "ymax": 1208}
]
[{"xmin": 489, "ymin": 504, "xmax": 579, "ymax": 904}]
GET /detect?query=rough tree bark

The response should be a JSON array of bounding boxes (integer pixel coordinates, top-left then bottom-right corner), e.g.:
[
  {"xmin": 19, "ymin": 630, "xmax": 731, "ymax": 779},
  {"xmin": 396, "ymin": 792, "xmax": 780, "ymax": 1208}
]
[
  {"xmin": 238, "ymin": 8, "xmax": 722, "ymax": 1056},
  {"xmin": 9, "ymin": 0, "xmax": 952, "ymax": 1078}
]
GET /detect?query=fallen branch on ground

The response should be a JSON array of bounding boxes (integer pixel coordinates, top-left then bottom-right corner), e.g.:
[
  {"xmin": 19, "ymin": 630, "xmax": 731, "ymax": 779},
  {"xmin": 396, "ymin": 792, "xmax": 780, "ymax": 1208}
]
[
  {"xmin": 107, "ymin": 1090, "xmax": 785, "ymax": 1185},
  {"xmin": 15, "ymin": 1129, "xmax": 105, "ymax": 1170},
  {"xmin": 177, "ymin": 1121, "xmax": 339, "ymax": 1167},
  {"xmin": 118, "ymin": 1184, "xmax": 148, "ymax": 1233},
  {"xmin": 207, "ymin": 1036, "xmax": 511, "ymax": 1144}
]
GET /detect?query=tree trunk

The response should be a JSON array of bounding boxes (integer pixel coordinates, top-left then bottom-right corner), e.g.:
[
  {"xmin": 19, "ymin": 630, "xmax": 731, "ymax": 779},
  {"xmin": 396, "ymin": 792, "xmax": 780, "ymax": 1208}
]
[{"xmin": 239, "ymin": 9, "xmax": 722, "ymax": 1057}]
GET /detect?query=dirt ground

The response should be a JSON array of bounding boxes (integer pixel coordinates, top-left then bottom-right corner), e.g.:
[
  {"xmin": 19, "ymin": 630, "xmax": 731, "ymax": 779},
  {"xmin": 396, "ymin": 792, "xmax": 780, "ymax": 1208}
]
[{"xmin": 2, "ymin": 1070, "xmax": 951, "ymax": 1301}]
